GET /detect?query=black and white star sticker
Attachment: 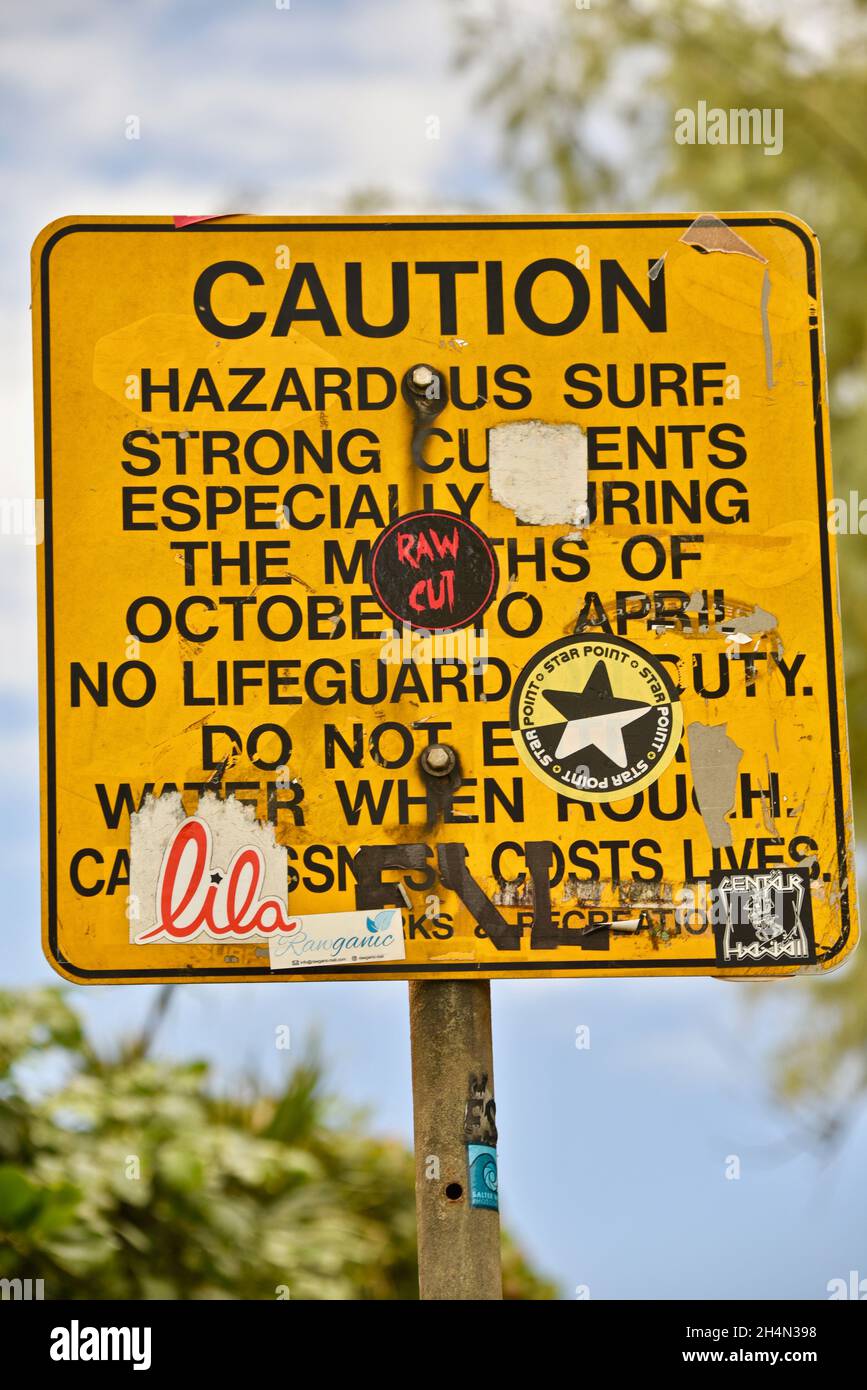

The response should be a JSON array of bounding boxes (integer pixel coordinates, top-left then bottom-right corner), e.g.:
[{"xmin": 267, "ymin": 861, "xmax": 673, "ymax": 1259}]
[{"xmin": 542, "ymin": 660, "xmax": 651, "ymax": 768}]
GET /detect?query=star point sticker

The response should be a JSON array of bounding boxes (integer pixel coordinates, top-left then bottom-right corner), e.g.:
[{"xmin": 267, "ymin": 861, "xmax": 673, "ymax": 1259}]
[{"xmin": 543, "ymin": 660, "xmax": 651, "ymax": 768}]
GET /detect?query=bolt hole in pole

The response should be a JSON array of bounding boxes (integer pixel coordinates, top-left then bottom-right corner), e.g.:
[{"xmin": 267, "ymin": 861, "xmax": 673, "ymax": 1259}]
[{"xmin": 445, "ymin": 1182, "xmax": 464, "ymax": 1202}]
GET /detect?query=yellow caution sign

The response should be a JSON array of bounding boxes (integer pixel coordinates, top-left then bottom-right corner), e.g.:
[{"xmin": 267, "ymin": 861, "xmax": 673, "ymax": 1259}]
[{"xmin": 32, "ymin": 213, "xmax": 857, "ymax": 982}]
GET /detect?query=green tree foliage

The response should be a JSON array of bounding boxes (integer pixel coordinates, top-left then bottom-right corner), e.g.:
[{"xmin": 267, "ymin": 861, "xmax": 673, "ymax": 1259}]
[
  {"xmin": 451, "ymin": 0, "xmax": 867, "ymax": 1110},
  {"xmin": 0, "ymin": 989, "xmax": 555, "ymax": 1299}
]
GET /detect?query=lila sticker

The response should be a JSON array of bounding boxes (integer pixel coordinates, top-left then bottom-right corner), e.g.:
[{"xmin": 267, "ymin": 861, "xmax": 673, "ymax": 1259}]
[{"xmin": 370, "ymin": 510, "xmax": 498, "ymax": 632}]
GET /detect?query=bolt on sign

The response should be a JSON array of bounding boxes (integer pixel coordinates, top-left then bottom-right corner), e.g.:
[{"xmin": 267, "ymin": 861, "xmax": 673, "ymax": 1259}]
[{"xmin": 32, "ymin": 213, "xmax": 857, "ymax": 983}]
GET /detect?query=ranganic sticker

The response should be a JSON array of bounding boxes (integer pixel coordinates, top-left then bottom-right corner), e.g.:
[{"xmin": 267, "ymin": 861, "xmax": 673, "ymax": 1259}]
[
  {"xmin": 370, "ymin": 509, "xmax": 498, "ymax": 632},
  {"xmin": 510, "ymin": 634, "xmax": 683, "ymax": 802},
  {"xmin": 269, "ymin": 908, "xmax": 405, "ymax": 971}
]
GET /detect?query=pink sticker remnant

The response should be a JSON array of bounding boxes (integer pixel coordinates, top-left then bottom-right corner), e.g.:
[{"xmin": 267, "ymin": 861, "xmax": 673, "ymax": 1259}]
[{"xmin": 172, "ymin": 214, "xmax": 235, "ymax": 229}]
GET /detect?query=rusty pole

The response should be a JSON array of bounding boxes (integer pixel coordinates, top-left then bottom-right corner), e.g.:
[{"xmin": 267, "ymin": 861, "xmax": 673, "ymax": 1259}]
[{"xmin": 408, "ymin": 980, "xmax": 502, "ymax": 1300}]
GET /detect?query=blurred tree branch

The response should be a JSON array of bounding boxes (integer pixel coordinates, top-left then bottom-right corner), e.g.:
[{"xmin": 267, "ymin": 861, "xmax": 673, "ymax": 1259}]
[{"xmin": 0, "ymin": 989, "xmax": 555, "ymax": 1300}]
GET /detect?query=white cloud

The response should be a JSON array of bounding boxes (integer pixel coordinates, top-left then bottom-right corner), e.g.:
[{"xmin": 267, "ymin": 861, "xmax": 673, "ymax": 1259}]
[{"xmin": 0, "ymin": 0, "xmax": 497, "ymax": 209}]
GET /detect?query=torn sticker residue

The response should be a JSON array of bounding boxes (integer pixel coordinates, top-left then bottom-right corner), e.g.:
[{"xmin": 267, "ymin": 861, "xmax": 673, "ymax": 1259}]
[
  {"xmin": 650, "ymin": 214, "xmax": 768, "ymax": 280},
  {"xmin": 760, "ymin": 266, "xmax": 774, "ymax": 389},
  {"xmin": 681, "ymin": 214, "xmax": 767, "ymax": 262},
  {"xmin": 686, "ymin": 722, "xmax": 743, "ymax": 849},
  {"xmin": 488, "ymin": 420, "xmax": 588, "ymax": 527},
  {"xmin": 649, "ymin": 215, "xmax": 785, "ymax": 391},
  {"xmin": 172, "ymin": 214, "xmax": 237, "ymax": 228},
  {"xmin": 129, "ymin": 790, "xmax": 293, "ymax": 945},
  {"xmin": 720, "ymin": 604, "xmax": 778, "ymax": 637},
  {"xmin": 684, "ymin": 591, "xmax": 782, "ymax": 646}
]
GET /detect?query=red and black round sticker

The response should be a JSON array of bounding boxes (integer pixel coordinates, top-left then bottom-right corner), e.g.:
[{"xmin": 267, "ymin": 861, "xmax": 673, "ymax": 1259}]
[{"xmin": 370, "ymin": 510, "xmax": 499, "ymax": 632}]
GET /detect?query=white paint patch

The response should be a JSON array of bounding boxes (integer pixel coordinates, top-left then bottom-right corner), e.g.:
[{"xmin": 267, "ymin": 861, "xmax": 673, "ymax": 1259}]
[
  {"xmin": 488, "ymin": 421, "xmax": 588, "ymax": 526},
  {"xmin": 269, "ymin": 908, "xmax": 405, "ymax": 970},
  {"xmin": 686, "ymin": 723, "xmax": 743, "ymax": 849},
  {"xmin": 129, "ymin": 791, "xmax": 290, "ymax": 943}
]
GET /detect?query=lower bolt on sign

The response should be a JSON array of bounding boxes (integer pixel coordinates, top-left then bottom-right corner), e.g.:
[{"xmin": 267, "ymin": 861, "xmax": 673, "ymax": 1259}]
[{"xmin": 32, "ymin": 213, "xmax": 857, "ymax": 983}]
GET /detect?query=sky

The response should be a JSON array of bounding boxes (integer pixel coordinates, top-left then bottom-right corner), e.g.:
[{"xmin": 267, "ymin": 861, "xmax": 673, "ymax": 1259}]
[{"xmin": 2, "ymin": 0, "xmax": 865, "ymax": 1300}]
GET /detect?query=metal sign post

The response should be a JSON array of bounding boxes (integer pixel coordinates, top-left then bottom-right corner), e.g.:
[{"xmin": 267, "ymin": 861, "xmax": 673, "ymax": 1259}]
[{"xmin": 409, "ymin": 980, "xmax": 501, "ymax": 1299}]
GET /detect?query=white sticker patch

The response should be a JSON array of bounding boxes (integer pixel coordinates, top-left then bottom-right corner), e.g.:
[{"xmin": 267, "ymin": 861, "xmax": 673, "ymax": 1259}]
[
  {"xmin": 269, "ymin": 909, "xmax": 406, "ymax": 970},
  {"xmin": 488, "ymin": 420, "xmax": 588, "ymax": 526},
  {"xmin": 130, "ymin": 792, "xmax": 295, "ymax": 944}
]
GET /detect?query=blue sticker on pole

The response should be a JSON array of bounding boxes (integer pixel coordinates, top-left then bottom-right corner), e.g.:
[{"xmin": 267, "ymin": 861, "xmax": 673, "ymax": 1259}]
[{"xmin": 467, "ymin": 1143, "xmax": 498, "ymax": 1210}]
